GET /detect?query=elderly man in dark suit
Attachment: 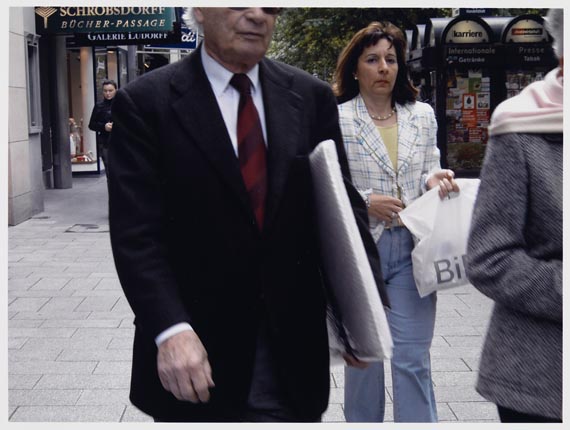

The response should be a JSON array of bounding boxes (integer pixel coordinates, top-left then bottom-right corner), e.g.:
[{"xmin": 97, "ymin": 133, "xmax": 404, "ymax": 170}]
[{"xmin": 108, "ymin": 7, "xmax": 385, "ymax": 422}]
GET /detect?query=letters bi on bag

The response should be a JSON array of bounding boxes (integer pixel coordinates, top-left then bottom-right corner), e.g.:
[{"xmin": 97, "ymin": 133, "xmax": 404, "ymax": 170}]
[{"xmin": 399, "ymin": 178, "xmax": 480, "ymax": 297}]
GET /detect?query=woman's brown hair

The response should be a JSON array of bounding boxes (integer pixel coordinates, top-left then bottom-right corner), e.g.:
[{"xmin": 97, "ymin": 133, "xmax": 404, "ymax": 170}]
[{"xmin": 333, "ymin": 21, "xmax": 419, "ymax": 105}]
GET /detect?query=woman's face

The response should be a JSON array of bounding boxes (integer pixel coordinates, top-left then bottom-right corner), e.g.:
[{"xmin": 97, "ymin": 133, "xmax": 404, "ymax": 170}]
[
  {"xmin": 355, "ymin": 38, "xmax": 398, "ymax": 100},
  {"xmin": 102, "ymin": 84, "xmax": 117, "ymax": 100}
]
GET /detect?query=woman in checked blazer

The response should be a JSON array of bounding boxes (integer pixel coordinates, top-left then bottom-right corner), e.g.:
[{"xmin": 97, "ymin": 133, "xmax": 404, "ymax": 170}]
[{"xmin": 333, "ymin": 21, "xmax": 459, "ymax": 423}]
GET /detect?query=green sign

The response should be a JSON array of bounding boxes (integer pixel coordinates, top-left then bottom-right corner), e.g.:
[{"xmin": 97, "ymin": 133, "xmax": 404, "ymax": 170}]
[{"xmin": 35, "ymin": 6, "xmax": 174, "ymax": 34}]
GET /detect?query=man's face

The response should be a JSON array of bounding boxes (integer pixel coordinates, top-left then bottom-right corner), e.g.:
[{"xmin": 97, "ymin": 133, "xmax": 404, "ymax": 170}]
[
  {"xmin": 102, "ymin": 84, "xmax": 117, "ymax": 100},
  {"xmin": 194, "ymin": 8, "xmax": 277, "ymax": 73}
]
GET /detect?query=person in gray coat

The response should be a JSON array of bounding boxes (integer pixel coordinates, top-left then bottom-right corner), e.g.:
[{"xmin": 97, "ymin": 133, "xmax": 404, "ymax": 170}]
[{"xmin": 465, "ymin": 8, "xmax": 563, "ymax": 423}]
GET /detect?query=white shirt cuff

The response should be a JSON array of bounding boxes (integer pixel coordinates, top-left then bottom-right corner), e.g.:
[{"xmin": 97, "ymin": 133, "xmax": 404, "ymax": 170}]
[{"xmin": 155, "ymin": 322, "xmax": 194, "ymax": 347}]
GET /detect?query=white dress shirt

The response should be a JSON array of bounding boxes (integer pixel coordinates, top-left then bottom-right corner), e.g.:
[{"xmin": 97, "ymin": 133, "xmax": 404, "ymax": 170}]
[{"xmin": 155, "ymin": 47, "xmax": 269, "ymax": 347}]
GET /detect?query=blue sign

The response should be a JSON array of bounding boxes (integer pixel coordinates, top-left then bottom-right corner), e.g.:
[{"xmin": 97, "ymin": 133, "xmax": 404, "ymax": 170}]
[{"xmin": 147, "ymin": 27, "xmax": 197, "ymax": 49}]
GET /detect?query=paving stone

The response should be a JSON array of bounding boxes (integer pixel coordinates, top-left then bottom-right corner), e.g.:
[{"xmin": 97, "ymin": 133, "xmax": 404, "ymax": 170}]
[
  {"xmin": 119, "ymin": 319, "xmax": 135, "ymax": 328},
  {"xmin": 95, "ymin": 278, "xmax": 122, "ymax": 290},
  {"xmin": 442, "ymin": 335, "xmax": 485, "ymax": 348},
  {"xmin": 72, "ymin": 289, "xmax": 123, "ymax": 297},
  {"xmin": 435, "ymin": 385, "xmax": 488, "ymax": 403},
  {"xmin": 431, "ymin": 346, "xmax": 482, "ymax": 359},
  {"xmin": 435, "ymin": 402, "xmax": 458, "ymax": 421},
  {"xmin": 75, "ymin": 296, "xmax": 120, "ymax": 312},
  {"xmin": 88, "ymin": 310, "xmax": 135, "ymax": 320},
  {"xmin": 10, "ymin": 405, "xmax": 126, "ymax": 422},
  {"xmin": 60, "ymin": 277, "xmax": 101, "ymax": 290},
  {"xmin": 76, "ymin": 389, "xmax": 131, "ymax": 406},
  {"xmin": 19, "ymin": 336, "xmax": 113, "ymax": 351},
  {"xmin": 38, "ymin": 297, "xmax": 85, "ymax": 313},
  {"xmin": 8, "ymin": 297, "xmax": 50, "ymax": 312},
  {"xmin": 462, "ymin": 357, "xmax": 481, "ymax": 371},
  {"xmin": 9, "ymin": 361, "xmax": 97, "ymax": 375},
  {"xmin": 433, "ymin": 324, "xmax": 480, "ymax": 336},
  {"xmin": 431, "ymin": 357, "xmax": 472, "ymax": 372},
  {"xmin": 72, "ymin": 327, "xmax": 133, "ymax": 340},
  {"xmin": 111, "ymin": 297, "xmax": 134, "ymax": 312},
  {"xmin": 41, "ymin": 319, "xmax": 121, "ymax": 328},
  {"xmin": 8, "ymin": 374, "xmax": 42, "ymax": 389},
  {"xmin": 448, "ymin": 401, "xmax": 500, "ymax": 421},
  {"xmin": 9, "ymin": 290, "xmax": 75, "ymax": 299},
  {"xmin": 8, "ymin": 320, "xmax": 44, "ymax": 329},
  {"xmin": 322, "ymin": 403, "xmax": 345, "ymax": 422},
  {"xmin": 57, "ymin": 349, "xmax": 131, "ymax": 362},
  {"xmin": 7, "ymin": 338, "xmax": 28, "ymax": 349},
  {"xmin": 35, "ymin": 374, "xmax": 131, "ymax": 390},
  {"xmin": 9, "ymin": 327, "xmax": 77, "ymax": 339},
  {"xmin": 9, "ymin": 348, "xmax": 62, "ymax": 362},
  {"xmin": 121, "ymin": 405, "xmax": 154, "ymax": 422},
  {"xmin": 93, "ymin": 361, "xmax": 132, "ymax": 375},
  {"xmin": 328, "ymin": 387, "xmax": 344, "ymax": 404},
  {"xmin": 432, "ymin": 370, "xmax": 478, "ymax": 387},
  {"xmin": 12, "ymin": 311, "xmax": 91, "ymax": 320},
  {"xmin": 89, "ymin": 272, "xmax": 120, "ymax": 279},
  {"xmin": 6, "ymin": 277, "xmax": 41, "ymax": 289},
  {"xmin": 9, "ymin": 389, "xmax": 82, "ymax": 406},
  {"xmin": 108, "ymin": 338, "xmax": 134, "ymax": 350}
]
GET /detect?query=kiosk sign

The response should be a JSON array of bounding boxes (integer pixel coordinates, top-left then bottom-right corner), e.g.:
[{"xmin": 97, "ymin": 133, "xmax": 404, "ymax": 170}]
[
  {"xmin": 506, "ymin": 20, "xmax": 547, "ymax": 43},
  {"xmin": 446, "ymin": 20, "xmax": 489, "ymax": 43}
]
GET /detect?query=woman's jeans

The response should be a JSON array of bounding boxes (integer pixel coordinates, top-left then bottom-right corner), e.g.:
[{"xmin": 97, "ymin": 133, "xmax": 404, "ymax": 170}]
[{"xmin": 344, "ymin": 227, "xmax": 438, "ymax": 422}]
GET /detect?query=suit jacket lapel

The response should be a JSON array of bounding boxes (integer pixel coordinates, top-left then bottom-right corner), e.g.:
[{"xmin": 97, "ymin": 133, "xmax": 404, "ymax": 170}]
[
  {"xmin": 259, "ymin": 59, "xmax": 303, "ymax": 231},
  {"xmin": 170, "ymin": 47, "xmax": 253, "ymax": 220}
]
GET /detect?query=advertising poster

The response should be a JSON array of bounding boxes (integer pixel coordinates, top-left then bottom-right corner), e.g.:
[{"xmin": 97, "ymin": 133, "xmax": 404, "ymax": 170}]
[{"xmin": 446, "ymin": 68, "xmax": 491, "ymax": 173}]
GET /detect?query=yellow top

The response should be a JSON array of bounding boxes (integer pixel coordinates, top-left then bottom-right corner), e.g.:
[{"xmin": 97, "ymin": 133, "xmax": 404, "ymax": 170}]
[{"xmin": 377, "ymin": 123, "xmax": 398, "ymax": 170}]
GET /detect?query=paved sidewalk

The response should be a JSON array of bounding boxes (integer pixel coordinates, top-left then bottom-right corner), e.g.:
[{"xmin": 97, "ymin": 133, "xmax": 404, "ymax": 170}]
[{"xmin": 7, "ymin": 175, "xmax": 499, "ymax": 423}]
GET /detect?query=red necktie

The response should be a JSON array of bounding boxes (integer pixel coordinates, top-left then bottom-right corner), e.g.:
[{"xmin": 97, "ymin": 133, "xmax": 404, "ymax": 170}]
[{"xmin": 230, "ymin": 73, "xmax": 267, "ymax": 230}]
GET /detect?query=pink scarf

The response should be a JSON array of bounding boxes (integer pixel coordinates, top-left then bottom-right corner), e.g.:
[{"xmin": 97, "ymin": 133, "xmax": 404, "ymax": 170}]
[{"xmin": 488, "ymin": 68, "xmax": 563, "ymax": 136}]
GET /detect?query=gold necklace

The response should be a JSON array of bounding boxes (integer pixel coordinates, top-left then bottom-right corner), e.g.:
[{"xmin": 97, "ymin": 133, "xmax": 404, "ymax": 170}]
[{"xmin": 368, "ymin": 107, "xmax": 396, "ymax": 121}]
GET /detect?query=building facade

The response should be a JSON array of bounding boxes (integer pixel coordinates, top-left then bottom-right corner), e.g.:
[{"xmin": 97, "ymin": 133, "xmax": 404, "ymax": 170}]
[{"xmin": 8, "ymin": 6, "xmax": 196, "ymax": 225}]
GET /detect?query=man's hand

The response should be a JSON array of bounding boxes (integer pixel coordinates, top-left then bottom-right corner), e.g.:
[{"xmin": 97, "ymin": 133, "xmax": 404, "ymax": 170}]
[{"xmin": 157, "ymin": 330, "xmax": 215, "ymax": 403}]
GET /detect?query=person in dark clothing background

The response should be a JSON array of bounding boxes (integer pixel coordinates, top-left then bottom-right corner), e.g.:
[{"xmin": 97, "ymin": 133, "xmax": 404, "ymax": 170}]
[{"xmin": 88, "ymin": 79, "xmax": 117, "ymax": 176}]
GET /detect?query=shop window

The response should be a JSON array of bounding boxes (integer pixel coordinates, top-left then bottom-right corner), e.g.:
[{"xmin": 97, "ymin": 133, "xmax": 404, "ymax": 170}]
[{"xmin": 25, "ymin": 32, "xmax": 42, "ymax": 134}]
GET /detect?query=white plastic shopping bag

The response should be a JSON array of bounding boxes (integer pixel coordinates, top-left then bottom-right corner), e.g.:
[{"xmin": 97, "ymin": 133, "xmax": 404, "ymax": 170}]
[{"xmin": 399, "ymin": 178, "xmax": 480, "ymax": 297}]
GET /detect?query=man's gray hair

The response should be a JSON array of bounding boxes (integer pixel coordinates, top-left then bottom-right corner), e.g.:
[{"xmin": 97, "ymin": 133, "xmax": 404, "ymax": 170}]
[
  {"xmin": 182, "ymin": 7, "xmax": 203, "ymax": 35},
  {"xmin": 545, "ymin": 8, "xmax": 563, "ymax": 59}
]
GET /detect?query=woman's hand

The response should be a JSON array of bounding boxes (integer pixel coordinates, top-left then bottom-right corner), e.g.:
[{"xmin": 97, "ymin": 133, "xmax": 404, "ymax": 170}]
[
  {"xmin": 368, "ymin": 194, "xmax": 404, "ymax": 223},
  {"xmin": 343, "ymin": 353, "xmax": 368, "ymax": 369},
  {"xmin": 427, "ymin": 169, "xmax": 460, "ymax": 199},
  {"xmin": 105, "ymin": 122, "xmax": 113, "ymax": 132}
]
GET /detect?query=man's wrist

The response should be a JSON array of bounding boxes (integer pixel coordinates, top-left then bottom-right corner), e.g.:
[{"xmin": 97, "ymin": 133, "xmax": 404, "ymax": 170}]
[{"xmin": 155, "ymin": 322, "xmax": 194, "ymax": 347}]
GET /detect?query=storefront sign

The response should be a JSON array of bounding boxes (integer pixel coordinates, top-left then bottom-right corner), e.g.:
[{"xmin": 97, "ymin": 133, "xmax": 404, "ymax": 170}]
[
  {"xmin": 35, "ymin": 6, "xmax": 174, "ymax": 34},
  {"xmin": 446, "ymin": 20, "xmax": 489, "ymax": 44},
  {"xmin": 503, "ymin": 44, "xmax": 556, "ymax": 67},
  {"xmin": 453, "ymin": 8, "xmax": 491, "ymax": 17},
  {"xmin": 505, "ymin": 20, "xmax": 547, "ymax": 43},
  {"xmin": 148, "ymin": 27, "xmax": 198, "ymax": 49},
  {"xmin": 445, "ymin": 46, "xmax": 497, "ymax": 66},
  {"xmin": 70, "ymin": 31, "xmax": 178, "ymax": 47}
]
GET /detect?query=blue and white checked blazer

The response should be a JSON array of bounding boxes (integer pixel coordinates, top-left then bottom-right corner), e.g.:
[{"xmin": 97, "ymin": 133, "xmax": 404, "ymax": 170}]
[{"xmin": 338, "ymin": 94, "xmax": 441, "ymax": 241}]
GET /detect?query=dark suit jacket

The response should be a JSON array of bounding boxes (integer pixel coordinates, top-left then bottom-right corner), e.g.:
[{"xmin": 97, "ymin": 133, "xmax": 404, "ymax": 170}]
[
  {"xmin": 108, "ymin": 46, "xmax": 386, "ymax": 420},
  {"xmin": 88, "ymin": 98, "xmax": 113, "ymax": 147}
]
